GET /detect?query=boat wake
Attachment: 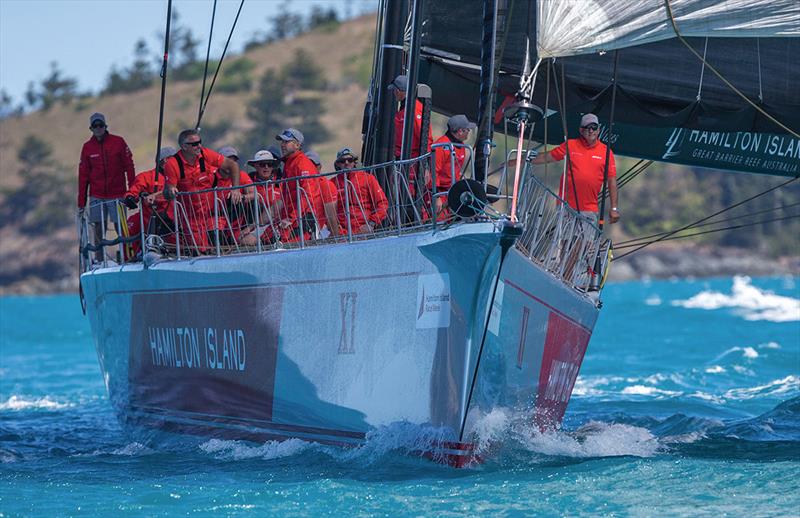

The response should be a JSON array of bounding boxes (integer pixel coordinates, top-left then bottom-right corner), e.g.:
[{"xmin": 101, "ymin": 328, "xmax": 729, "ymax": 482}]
[{"xmin": 671, "ymin": 275, "xmax": 800, "ymax": 322}]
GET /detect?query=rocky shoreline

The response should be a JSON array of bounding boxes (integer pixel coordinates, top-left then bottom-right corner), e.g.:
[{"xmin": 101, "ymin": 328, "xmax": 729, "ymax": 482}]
[{"xmin": 1, "ymin": 243, "xmax": 797, "ymax": 296}]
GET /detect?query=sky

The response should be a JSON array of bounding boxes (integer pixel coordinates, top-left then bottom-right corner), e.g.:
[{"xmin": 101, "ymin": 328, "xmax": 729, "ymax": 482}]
[{"xmin": 0, "ymin": 0, "xmax": 377, "ymax": 105}]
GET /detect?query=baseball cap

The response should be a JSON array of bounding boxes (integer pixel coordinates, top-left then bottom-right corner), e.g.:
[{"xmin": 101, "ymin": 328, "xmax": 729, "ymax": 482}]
[
  {"xmin": 276, "ymin": 128, "xmax": 304, "ymax": 145},
  {"xmin": 247, "ymin": 149, "xmax": 276, "ymax": 165},
  {"xmin": 580, "ymin": 113, "xmax": 599, "ymax": 127},
  {"xmin": 89, "ymin": 112, "xmax": 106, "ymax": 126},
  {"xmin": 447, "ymin": 114, "xmax": 477, "ymax": 131},
  {"xmin": 158, "ymin": 146, "xmax": 177, "ymax": 161},
  {"xmin": 335, "ymin": 147, "xmax": 358, "ymax": 162},
  {"xmin": 305, "ymin": 150, "xmax": 321, "ymax": 166},
  {"xmin": 218, "ymin": 145, "xmax": 240, "ymax": 160},
  {"xmin": 387, "ymin": 75, "xmax": 408, "ymax": 92}
]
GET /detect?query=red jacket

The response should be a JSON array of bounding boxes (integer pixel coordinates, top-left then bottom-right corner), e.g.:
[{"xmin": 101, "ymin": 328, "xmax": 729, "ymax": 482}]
[
  {"xmin": 394, "ymin": 99, "xmax": 433, "ymax": 159},
  {"xmin": 280, "ymin": 151, "xmax": 321, "ymax": 221},
  {"xmin": 125, "ymin": 169, "xmax": 170, "ymax": 222},
  {"xmin": 433, "ymin": 133, "xmax": 468, "ymax": 191},
  {"xmin": 334, "ymin": 170, "xmax": 388, "ymax": 231},
  {"xmin": 78, "ymin": 132, "xmax": 135, "ymax": 207}
]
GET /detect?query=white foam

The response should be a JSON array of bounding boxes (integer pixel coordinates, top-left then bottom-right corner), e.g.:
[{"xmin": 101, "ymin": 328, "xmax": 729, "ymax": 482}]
[
  {"xmin": 759, "ymin": 341, "xmax": 781, "ymax": 350},
  {"xmin": 470, "ymin": 408, "xmax": 511, "ymax": 452},
  {"xmin": 723, "ymin": 375, "xmax": 800, "ymax": 400},
  {"xmin": 0, "ymin": 395, "xmax": 70, "ymax": 411},
  {"xmin": 199, "ymin": 438, "xmax": 310, "ymax": 460},
  {"xmin": 742, "ymin": 347, "xmax": 759, "ymax": 359},
  {"xmin": 671, "ymin": 275, "xmax": 800, "ymax": 322},
  {"xmin": 111, "ymin": 442, "xmax": 154, "ymax": 456},
  {"xmin": 705, "ymin": 365, "xmax": 726, "ymax": 374},
  {"xmin": 516, "ymin": 421, "xmax": 661, "ymax": 458},
  {"xmin": 645, "ymin": 295, "xmax": 662, "ymax": 306},
  {"xmin": 621, "ymin": 385, "xmax": 681, "ymax": 397}
]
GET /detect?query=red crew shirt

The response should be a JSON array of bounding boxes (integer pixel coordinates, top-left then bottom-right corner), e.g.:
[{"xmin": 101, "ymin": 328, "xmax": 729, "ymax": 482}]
[
  {"xmin": 394, "ymin": 99, "xmax": 433, "ymax": 159},
  {"xmin": 125, "ymin": 169, "xmax": 170, "ymax": 222},
  {"xmin": 433, "ymin": 134, "xmax": 467, "ymax": 191},
  {"xmin": 549, "ymin": 138, "xmax": 616, "ymax": 213},
  {"xmin": 163, "ymin": 147, "xmax": 223, "ymax": 193},
  {"xmin": 281, "ymin": 151, "xmax": 322, "ymax": 222},
  {"xmin": 334, "ymin": 170, "xmax": 388, "ymax": 231},
  {"xmin": 77, "ymin": 132, "xmax": 135, "ymax": 207}
]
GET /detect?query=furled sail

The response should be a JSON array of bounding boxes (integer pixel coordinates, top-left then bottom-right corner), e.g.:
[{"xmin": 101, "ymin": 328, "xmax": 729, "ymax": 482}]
[{"xmin": 419, "ymin": 1, "xmax": 800, "ymax": 176}]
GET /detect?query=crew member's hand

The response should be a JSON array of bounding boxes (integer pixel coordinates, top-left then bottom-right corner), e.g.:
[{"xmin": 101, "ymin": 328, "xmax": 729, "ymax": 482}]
[
  {"xmin": 164, "ymin": 185, "xmax": 178, "ymax": 200},
  {"xmin": 144, "ymin": 194, "xmax": 158, "ymax": 206},
  {"xmin": 124, "ymin": 195, "xmax": 138, "ymax": 209},
  {"xmin": 609, "ymin": 207, "xmax": 620, "ymax": 224},
  {"xmin": 279, "ymin": 218, "xmax": 293, "ymax": 229},
  {"xmin": 229, "ymin": 189, "xmax": 243, "ymax": 204}
]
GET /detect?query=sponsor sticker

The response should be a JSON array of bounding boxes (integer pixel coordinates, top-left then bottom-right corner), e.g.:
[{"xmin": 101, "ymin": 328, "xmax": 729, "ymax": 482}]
[{"xmin": 416, "ymin": 273, "xmax": 451, "ymax": 329}]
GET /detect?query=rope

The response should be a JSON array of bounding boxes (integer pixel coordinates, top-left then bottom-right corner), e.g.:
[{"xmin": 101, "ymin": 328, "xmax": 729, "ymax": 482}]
[
  {"xmin": 153, "ymin": 0, "xmax": 173, "ymax": 183},
  {"xmin": 663, "ymin": 0, "xmax": 800, "ymax": 139},
  {"xmin": 196, "ymin": 0, "xmax": 218, "ymax": 130},
  {"xmin": 696, "ymin": 37, "xmax": 707, "ymax": 101},
  {"xmin": 614, "ymin": 176, "xmax": 798, "ymax": 260},
  {"xmin": 196, "ymin": 0, "xmax": 245, "ymax": 130}
]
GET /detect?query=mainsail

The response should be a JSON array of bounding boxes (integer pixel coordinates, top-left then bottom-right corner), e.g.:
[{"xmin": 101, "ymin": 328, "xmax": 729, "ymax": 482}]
[{"xmin": 418, "ymin": 1, "xmax": 800, "ymax": 176}]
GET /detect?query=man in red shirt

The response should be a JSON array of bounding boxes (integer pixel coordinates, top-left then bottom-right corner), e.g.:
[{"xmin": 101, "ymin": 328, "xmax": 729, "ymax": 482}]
[
  {"xmin": 306, "ymin": 149, "xmax": 340, "ymax": 239},
  {"xmin": 333, "ymin": 148, "xmax": 388, "ymax": 235},
  {"xmin": 389, "ymin": 74, "xmax": 433, "ymax": 206},
  {"xmin": 433, "ymin": 114, "xmax": 475, "ymax": 220},
  {"xmin": 162, "ymin": 129, "xmax": 241, "ymax": 252},
  {"xmin": 77, "ymin": 112, "xmax": 135, "ymax": 260},
  {"xmin": 123, "ymin": 146, "xmax": 176, "ymax": 256},
  {"xmin": 241, "ymin": 150, "xmax": 283, "ymax": 246},
  {"xmin": 276, "ymin": 128, "xmax": 326, "ymax": 241},
  {"xmin": 532, "ymin": 113, "xmax": 620, "ymax": 224}
]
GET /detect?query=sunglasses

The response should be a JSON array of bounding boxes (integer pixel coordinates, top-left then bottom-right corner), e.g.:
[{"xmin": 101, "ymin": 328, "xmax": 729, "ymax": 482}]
[
  {"xmin": 337, "ymin": 157, "xmax": 356, "ymax": 164},
  {"xmin": 254, "ymin": 161, "xmax": 278, "ymax": 168},
  {"xmin": 91, "ymin": 123, "xmax": 106, "ymax": 129},
  {"xmin": 184, "ymin": 140, "xmax": 202, "ymax": 147},
  {"xmin": 581, "ymin": 124, "xmax": 599, "ymax": 131}
]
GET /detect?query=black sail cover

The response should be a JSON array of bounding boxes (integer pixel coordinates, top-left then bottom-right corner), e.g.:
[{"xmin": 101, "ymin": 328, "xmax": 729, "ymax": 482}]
[{"xmin": 418, "ymin": 1, "xmax": 800, "ymax": 177}]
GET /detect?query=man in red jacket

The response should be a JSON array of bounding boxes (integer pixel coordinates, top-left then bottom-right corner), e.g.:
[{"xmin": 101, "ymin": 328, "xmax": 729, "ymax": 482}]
[
  {"xmin": 123, "ymin": 146, "xmax": 176, "ymax": 257},
  {"xmin": 276, "ymin": 128, "xmax": 324, "ymax": 241},
  {"xmin": 433, "ymin": 114, "xmax": 475, "ymax": 220},
  {"xmin": 77, "ymin": 112, "xmax": 135, "ymax": 260},
  {"xmin": 162, "ymin": 129, "xmax": 241, "ymax": 253},
  {"xmin": 333, "ymin": 147, "xmax": 388, "ymax": 235}
]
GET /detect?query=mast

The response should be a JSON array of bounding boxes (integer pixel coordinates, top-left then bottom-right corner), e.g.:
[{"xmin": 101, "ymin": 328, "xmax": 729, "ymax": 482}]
[
  {"xmin": 474, "ymin": 0, "xmax": 500, "ymax": 182},
  {"xmin": 368, "ymin": 0, "xmax": 408, "ymax": 167},
  {"xmin": 399, "ymin": 0, "xmax": 423, "ymax": 162}
]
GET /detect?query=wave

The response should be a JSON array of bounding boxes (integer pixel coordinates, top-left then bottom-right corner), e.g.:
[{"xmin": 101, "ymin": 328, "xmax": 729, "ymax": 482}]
[
  {"xmin": 671, "ymin": 275, "xmax": 800, "ymax": 322},
  {"xmin": 0, "ymin": 395, "xmax": 70, "ymax": 411},
  {"xmin": 199, "ymin": 438, "xmax": 311, "ymax": 461}
]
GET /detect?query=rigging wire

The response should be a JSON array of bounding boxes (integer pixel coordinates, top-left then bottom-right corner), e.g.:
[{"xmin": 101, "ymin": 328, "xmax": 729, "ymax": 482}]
[
  {"xmin": 153, "ymin": 0, "xmax": 173, "ymax": 184},
  {"xmin": 196, "ymin": 0, "xmax": 218, "ymax": 130},
  {"xmin": 615, "ymin": 201, "xmax": 800, "ymax": 247},
  {"xmin": 613, "ymin": 176, "xmax": 799, "ymax": 260},
  {"xmin": 613, "ymin": 213, "xmax": 800, "ymax": 248},
  {"xmin": 196, "ymin": 0, "xmax": 245, "ymax": 130}
]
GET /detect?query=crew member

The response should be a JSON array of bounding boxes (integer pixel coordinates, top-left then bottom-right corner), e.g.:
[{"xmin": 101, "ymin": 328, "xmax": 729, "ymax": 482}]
[
  {"xmin": 532, "ymin": 113, "xmax": 619, "ymax": 224},
  {"xmin": 162, "ymin": 129, "xmax": 241, "ymax": 252},
  {"xmin": 123, "ymin": 146, "xmax": 176, "ymax": 256},
  {"xmin": 207, "ymin": 146, "xmax": 253, "ymax": 244},
  {"xmin": 433, "ymin": 114, "xmax": 475, "ymax": 219},
  {"xmin": 306, "ymin": 149, "xmax": 340, "ymax": 238},
  {"xmin": 77, "ymin": 112, "xmax": 135, "ymax": 261},
  {"xmin": 333, "ymin": 147, "xmax": 388, "ymax": 235},
  {"xmin": 276, "ymin": 128, "xmax": 324, "ymax": 241},
  {"xmin": 241, "ymin": 149, "xmax": 283, "ymax": 246}
]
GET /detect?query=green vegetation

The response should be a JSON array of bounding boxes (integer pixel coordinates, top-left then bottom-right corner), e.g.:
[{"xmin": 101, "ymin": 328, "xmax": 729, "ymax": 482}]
[
  {"xmin": 238, "ymin": 49, "xmax": 330, "ymax": 156},
  {"xmin": 1, "ymin": 136, "xmax": 71, "ymax": 232}
]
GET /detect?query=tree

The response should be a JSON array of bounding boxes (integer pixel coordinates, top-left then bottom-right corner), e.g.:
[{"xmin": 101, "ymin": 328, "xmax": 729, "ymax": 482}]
[
  {"xmin": 308, "ymin": 6, "xmax": 339, "ymax": 30},
  {"xmin": 38, "ymin": 62, "xmax": 78, "ymax": 110},
  {"xmin": 0, "ymin": 89, "xmax": 23, "ymax": 119},
  {"xmin": 103, "ymin": 39, "xmax": 155, "ymax": 95},
  {"xmin": 238, "ymin": 69, "xmax": 287, "ymax": 156},
  {"xmin": 281, "ymin": 50, "xmax": 330, "ymax": 145},
  {"xmin": 270, "ymin": 12, "xmax": 305, "ymax": 41}
]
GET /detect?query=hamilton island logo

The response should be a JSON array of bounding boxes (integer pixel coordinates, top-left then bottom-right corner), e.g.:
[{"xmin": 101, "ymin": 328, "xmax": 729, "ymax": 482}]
[{"xmin": 416, "ymin": 274, "xmax": 451, "ymax": 329}]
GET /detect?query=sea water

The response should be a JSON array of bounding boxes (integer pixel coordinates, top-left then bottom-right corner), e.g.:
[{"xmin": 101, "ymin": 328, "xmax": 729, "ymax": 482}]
[{"xmin": 1, "ymin": 276, "xmax": 798, "ymax": 516}]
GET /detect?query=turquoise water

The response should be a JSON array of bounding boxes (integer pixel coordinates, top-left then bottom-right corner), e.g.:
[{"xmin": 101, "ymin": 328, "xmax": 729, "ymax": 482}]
[{"xmin": 1, "ymin": 276, "xmax": 799, "ymax": 516}]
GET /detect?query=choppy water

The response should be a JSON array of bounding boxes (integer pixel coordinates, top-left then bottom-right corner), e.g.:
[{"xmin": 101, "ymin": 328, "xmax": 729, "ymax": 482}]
[{"xmin": 1, "ymin": 276, "xmax": 798, "ymax": 515}]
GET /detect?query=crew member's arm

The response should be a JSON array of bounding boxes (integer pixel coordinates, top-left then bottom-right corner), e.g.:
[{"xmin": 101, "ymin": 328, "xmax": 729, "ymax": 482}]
[
  {"xmin": 78, "ymin": 146, "xmax": 90, "ymax": 210},
  {"xmin": 608, "ymin": 177, "xmax": 620, "ymax": 223},
  {"xmin": 122, "ymin": 139, "xmax": 135, "ymax": 187},
  {"xmin": 368, "ymin": 175, "xmax": 389, "ymax": 228},
  {"xmin": 320, "ymin": 180, "xmax": 340, "ymax": 237},
  {"xmin": 223, "ymin": 158, "xmax": 243, "ymax": 203}
]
